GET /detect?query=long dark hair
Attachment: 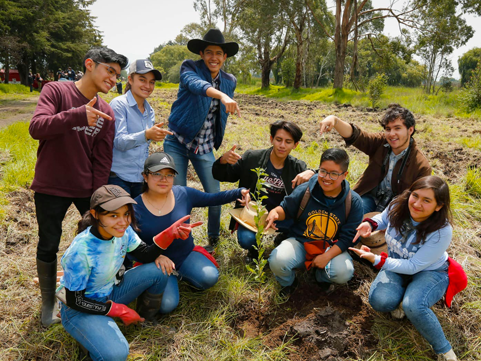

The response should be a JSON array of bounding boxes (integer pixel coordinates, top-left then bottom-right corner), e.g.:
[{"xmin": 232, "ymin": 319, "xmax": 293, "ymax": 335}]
[
  {"xmin": 388, "ymin": 176, "xmax": 452, "ymax": 244},
  {"xmin": 77, "ymin": 203, "xmax": 139, "ymax": 234}
]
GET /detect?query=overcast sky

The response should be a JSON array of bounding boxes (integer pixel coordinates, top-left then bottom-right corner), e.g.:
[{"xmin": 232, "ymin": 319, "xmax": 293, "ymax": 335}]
[{"xmin": 88, "ymin": 0, "xmax": 481, "ymax": 79}]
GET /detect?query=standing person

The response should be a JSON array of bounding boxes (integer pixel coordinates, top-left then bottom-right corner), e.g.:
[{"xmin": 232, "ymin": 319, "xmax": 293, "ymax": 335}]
[
  {"xmin": 116, "ymin": 79, "xmax": 122, "ymax": 94},
  {"xmin": 67, "ymin": 66, "xmax": 76, "ymax": 81},
  {"xmin": 28, "ymin": 71, "xmax": 34, "ymax": 92},
  {"xmin": 35, "ymin": 73, "xmax": 43, "ymax": 92},
  {"xmin": 109, "ymin": 59, "xmax": 171, "ymax": 198},
  {"xmin": 57, "ymin": 68, "xmax": 65, "ymax": 81},
  {"xmin": 265, "ymin": 148, "xmax": 364, "ymax": 296},
  {"xmin": 164, "ymin": 28, "xmax": 241, "ymax": 250},
  {"xmin": 58, "ymin": 185, "xmax": 201, "ymax": 361},
  {"xmin": 132, "ymin": 152, "xmax": 250, "ymax": 314},
  {"xmin": 29, "ymin": 47, "xmax": 128, "ymax": 327},
  {"xmin": 349, "ymin": 176, "xmax": 464, "ymax": 361},
  {"xmin": 319, "ymin": 104, "xmax": 431, "ymax": 213},
  {"xmin": 212, "ymin": 120, "xmax": 315, "ymax": 260}
]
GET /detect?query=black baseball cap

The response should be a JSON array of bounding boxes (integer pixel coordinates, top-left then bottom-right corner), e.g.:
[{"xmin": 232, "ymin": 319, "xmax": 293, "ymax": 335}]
[
  {"xmin": 129, "ymin": 59, "xmax": 162, "ymax": 80},
  {"xmin": 90, "ymin": 185, "xmax": 137, "ymax": 211},
  {"xmin": 144, "ymin": 152, "xmax": 178, "ymax": 174}
]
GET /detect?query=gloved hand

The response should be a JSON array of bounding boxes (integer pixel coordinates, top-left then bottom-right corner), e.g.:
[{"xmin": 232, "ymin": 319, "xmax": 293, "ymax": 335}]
[
  {"xmin": 106, "ymin": 301, "xmax": 144, "ymax": 326},
  {"xmin": 153, "ymin": 215, "xmax": 203, "ymax": 250}
]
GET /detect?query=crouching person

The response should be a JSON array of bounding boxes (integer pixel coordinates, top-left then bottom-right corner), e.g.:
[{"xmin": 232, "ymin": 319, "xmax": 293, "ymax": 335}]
[
  {"xmin": 265, "ymin": 148, "xmax": 363, "ymax": 297},
  {"xmin": 57, "ymin": 185, "xmax": 200, "ymax": 361}
]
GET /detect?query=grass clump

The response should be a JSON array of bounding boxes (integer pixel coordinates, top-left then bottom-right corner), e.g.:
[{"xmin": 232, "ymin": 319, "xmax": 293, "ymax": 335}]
[{"xmin": 0, "ymin": 83, "xmax": 30, "ymax": 94}]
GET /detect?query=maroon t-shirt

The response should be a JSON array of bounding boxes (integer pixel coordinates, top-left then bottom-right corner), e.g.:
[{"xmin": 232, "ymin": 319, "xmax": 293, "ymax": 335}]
[{"xmin": 29, "ymin": 81, "xmax": 115, "ymax": 198}]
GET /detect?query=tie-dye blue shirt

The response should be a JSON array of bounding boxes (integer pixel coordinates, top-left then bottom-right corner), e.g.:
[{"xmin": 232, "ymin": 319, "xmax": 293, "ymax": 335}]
[{"xmin": 60, "ymin": 226, "xmax": 141, "ymax": 300}]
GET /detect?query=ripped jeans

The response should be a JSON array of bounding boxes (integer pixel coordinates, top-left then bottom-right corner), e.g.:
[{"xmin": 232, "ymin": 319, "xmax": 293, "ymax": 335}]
[
  {"xmin": 60, "ymin": 263, "xmax": 168, "ymax": 361},
  {"xmin": 369, "ymin": 266, "xmax": 451, "ymax": 354}
]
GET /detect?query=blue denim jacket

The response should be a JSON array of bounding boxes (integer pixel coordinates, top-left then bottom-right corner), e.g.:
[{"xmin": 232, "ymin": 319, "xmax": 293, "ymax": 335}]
[
  {"xmin": 110, "ymin": 90, "xmax": 154, "ymax": 182},
  {"xmin": 168, "ymin": 59, "xmax": 237, "ymax": 150}
]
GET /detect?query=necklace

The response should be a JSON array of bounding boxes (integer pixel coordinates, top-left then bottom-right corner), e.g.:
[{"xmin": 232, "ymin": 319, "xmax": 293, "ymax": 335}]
[{"xmin": 144, "ymin": 193, "xmax": 169, "ymax": 215}]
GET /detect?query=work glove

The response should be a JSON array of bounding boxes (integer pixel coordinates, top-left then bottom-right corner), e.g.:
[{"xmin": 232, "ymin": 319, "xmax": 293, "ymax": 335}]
[
  {"xmin": 106, "ymin": 301, "xmax": 144, "ymax": 326},
  {"xmin": 153, "ymin": 215, "xmax": 203, "ymax": 250}
]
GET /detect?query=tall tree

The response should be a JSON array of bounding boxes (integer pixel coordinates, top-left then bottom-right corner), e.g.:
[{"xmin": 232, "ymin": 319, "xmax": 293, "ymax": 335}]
[
  {"xmin": 0, "ymin": 0, "xmax": 101, "ymax": 85},
  {"xmin": 458, "ymin": 47, "xmax": 481, "ymax": 86},
  {"xmin": 308, "ymin": 0, "xmax": 423, "ymax": 89},
  {"xmin": 238, "ymin": 0, "xmax": 290, "ymax": 89},
  {"xmin": 414, "ymin": 0, "xmax": 473, "ymax": 94}
]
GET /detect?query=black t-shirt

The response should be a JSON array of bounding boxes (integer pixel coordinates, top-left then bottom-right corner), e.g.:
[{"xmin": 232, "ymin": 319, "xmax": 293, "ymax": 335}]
[{"xmin": 263, "ymin": 159, "xmax": 286, "ymax": 211}]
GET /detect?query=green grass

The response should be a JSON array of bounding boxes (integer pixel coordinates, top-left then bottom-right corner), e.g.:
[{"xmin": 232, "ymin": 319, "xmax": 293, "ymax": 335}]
[
  {"xmin": 0, "ymin": 83, "xmax": 30, "ymax": 94},
  {"xmin": 236, "ymin": 84, "xmax": 481, "ymax": 120},
  {"xmin": 0, "ymin": 121, "xmax": 38, "ymax": 218}
]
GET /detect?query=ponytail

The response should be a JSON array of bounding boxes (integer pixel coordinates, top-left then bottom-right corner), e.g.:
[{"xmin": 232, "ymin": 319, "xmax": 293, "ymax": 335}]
[{"xmin": 124, "ymin": 73, "xmax": 135, "ymax": 94}]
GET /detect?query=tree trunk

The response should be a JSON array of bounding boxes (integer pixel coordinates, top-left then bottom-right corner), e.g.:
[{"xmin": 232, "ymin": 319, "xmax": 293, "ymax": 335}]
[{"xmin": 261, "ymin": 60, "xmax": 272, "ymax": 89}]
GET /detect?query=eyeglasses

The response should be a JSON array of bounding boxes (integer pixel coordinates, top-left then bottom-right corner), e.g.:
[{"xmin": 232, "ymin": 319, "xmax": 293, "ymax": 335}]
[
  {"xmin": 93, "ymin": 60, "xmax": 121, "ymax": 79},
  {"xmin": 318, "ymin": 169, "xmax": 345, "ymax": 180},
  {"xmin": 149, "ymin": 172, "xmax": 176, "ymax": 181}
]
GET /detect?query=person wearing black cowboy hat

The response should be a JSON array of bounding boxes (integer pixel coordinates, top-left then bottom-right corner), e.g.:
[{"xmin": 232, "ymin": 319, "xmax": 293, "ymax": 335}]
[{"xmin": 164, "ymin": 28, "xmax": 241, "ymax": 251}]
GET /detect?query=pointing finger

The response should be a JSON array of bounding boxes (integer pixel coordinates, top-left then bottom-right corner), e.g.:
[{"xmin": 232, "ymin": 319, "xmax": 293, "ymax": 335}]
[
  {"xmin": 352, "ymin": 230, "xmax": 361, "ymax": 243},
  {"xmin": 236, "ymin": 104, "xmax": 241, "ymax": 117},
  {"xmin": 87, "ymin": 97, "xmax": 97, "ymax": 107},
  {"xmin": 231, "ymin": 144, "xmax": 237, "ymax": 152},
  {"xmin": 190, "ymin": 221, "xmax": 204, "ymax": 228},
  {"xmin": 89, "ymin": 108, "xmax": 113, "ymax": 121}
]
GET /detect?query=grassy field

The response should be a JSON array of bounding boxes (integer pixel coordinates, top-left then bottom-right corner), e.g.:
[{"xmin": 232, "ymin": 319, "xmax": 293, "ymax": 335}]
[
  {"xmin": 0, "ymin": 84, "xmax": 480, "ymax": 360},
  {"xmin": 237, "ymin": 84, "xmax": 481, "ymax": 121}
]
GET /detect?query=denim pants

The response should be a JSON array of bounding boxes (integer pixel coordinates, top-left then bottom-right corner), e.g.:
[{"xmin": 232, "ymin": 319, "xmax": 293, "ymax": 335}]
[
  {"xmin": 34, "ymin": 192, "xmax": 90, "ymax": 263},
  {"xmin": 237, "ymin": 219, "xmax": 293, "ymax": 251},
  {"xmin": 268, "ymin": 237, "xmax": 354, "ymax": 287},
  {"xmin": 361, "ymin": 193, "xmax": 377, "ymax": 213},
  {"xmin": 108, "ymin": 175, "xmax": 143, "ymax": 199},
  {"xmin": 159, "ymin": 250, "xmax": 219, "ymax": 314},
  {"xmin": 164, "ymin": 135, "xmax": 221, "ymax": 238},
  {"xmin": 369, "ymin": 266, "xmax": 451, "ymax": 354},
  {"xmin": 60, "ymin": 262, "xmax": 168, "ymax": 361}
]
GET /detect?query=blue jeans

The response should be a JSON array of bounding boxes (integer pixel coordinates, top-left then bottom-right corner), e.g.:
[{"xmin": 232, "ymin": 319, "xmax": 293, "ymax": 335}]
[
  {"xmin": 60, "ymin": 263, "xmax": 168, "ymax": 361},
  {"xmin": 108, "ymin": 175, "xmax": 143, "ymax": 199},
  {"xmin": 268, "ymin": 237, "xmax": 354, "ymax": 287},
  {"xmin": 237, "ymin": 219, "xmax": 293, "ymax": 251},
  {"xmin": 160, "ymin": 250, "xmax": 219, "ymax": 314},
  {"xmin": 164, "ymin": 135, "xmax": 221, "ymax": 238},
  {"xmin": 369, "ymin": 266, "xmax": 451, "ymax": 354},
  {"xmin": 361, "ymin": 193, "xmax": 377, "ymax": 213}
]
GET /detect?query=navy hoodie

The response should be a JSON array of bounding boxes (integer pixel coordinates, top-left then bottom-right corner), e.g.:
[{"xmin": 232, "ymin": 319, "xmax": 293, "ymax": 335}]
[{"xmin": 280, "ymin": 175, "xmax": 363, "ymax": 252}]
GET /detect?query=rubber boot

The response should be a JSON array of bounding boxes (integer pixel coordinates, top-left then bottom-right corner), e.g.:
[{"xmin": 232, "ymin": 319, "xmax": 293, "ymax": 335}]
[
  {"xmin": 36, "ymin": 258, "xmax": 61, "ymax": 327},
  {"xmin": 136, "ymin": 291, "xmax": 163, "ymax": 323}
]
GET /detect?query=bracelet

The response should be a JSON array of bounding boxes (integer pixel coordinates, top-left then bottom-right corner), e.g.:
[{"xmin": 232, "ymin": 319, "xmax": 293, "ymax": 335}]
[
  {"xmin": 363, "ymin": 218, "xmax": 378, "ymax": 231},
  {"xmin": 374, "ymin": 252, "xmax": 388, "ymax": 270}
]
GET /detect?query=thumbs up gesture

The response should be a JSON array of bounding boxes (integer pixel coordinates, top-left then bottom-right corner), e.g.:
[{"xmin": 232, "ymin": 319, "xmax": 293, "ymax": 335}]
[
  {"xmin": 220, "ymin": 145, "xmax": 242, "ymax": 165},
  {"xmin": 85, "ymin": 97, "xmax": 112, "ymax": 127}
]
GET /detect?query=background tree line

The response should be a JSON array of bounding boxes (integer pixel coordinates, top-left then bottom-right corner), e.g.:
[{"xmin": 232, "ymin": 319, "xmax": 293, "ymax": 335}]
[
  {"xmin": 0, "ymin": 0, "xmax": 101, "ymax": 85},
  {"xmin": 150, "ymin": 0, "xmax": 481, "ymax": 94}
]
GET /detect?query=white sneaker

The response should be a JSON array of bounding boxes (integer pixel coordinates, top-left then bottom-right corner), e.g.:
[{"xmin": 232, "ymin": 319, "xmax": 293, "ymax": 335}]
[
  {"xmin": 437, "ymin": 348, "xmax": 457, "ymax": 361},
  {"xmin": 390, "ymin": 302, "xmax": 405, "ymax": 319}
]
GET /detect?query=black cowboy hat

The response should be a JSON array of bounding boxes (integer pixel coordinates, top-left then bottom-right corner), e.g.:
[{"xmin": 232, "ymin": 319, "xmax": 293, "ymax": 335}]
[{"xmin": 187, "ymin": 29, "xmax": 239, "ymax": 58}]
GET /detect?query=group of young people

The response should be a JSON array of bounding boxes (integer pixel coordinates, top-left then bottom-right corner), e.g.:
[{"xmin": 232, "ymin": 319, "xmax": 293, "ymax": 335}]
[{"xmin": 29, "ymin": 28, "xmax": 464, "ymax": 361}]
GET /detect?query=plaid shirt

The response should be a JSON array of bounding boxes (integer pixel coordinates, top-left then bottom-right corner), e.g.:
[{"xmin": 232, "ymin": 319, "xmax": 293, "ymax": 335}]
[{"xmin": 174, "ymin": 73, "xmax": 220, "ymax": 155}]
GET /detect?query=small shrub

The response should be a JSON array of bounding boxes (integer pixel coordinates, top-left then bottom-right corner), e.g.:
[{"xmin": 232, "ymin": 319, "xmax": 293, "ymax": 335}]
[
  {"xmin": 368, "ymin": 73, "xmax": 388, "ymax": 108},
  {"xmin": 461, "ymin": 62, "xmax": 481, "ymax": 112},
  {"xmin": 281, "ymin": 58, "xmax": 295, "ymax": 88}
]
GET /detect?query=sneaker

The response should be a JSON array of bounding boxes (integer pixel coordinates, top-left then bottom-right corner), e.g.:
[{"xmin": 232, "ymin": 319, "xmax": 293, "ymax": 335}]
[
  {"xmin": 204, "ymin": 237, "xmax": 219, "ymax": 254},
  {"xmin": 317, "ymin": 281, "xmax": 335, "ymax": 294},
  {"xmin": 273, "ymin": 232, "xmax": 289, "ymax": 247},
  {"xmin": 245, "ymin": 249, "xmax": 259, "ymax": 265},
  {"xmin": 390, "ymin": 302, "xmax": 405, "ymax": 319},
  {"xmin": 437, "ymin": 348, "xmax": 457, "ymax": 361},
  {"xmin": 280, "ymin": 277, "xmax": 299, "ymax": 297}
]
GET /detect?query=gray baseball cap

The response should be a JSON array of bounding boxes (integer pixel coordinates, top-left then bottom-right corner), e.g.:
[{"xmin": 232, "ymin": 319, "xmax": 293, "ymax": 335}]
[{"xmin": 129, "ymin": 59, "xmax": 162, "ymax": 80}]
